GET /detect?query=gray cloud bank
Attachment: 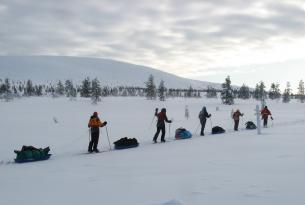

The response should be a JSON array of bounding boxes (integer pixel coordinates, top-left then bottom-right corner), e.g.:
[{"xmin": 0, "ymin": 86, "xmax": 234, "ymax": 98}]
[{"xmin": 1, "ymin": 0, "xmax": 305, "ymax": 76}]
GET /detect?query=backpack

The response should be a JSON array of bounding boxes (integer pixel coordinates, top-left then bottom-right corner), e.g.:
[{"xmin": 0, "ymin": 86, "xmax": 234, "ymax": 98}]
[
  {"xmin": 245, "ymin": 121, "xmax": 257, "ymax": 130},
  {"xmin": 212, "ymin": 126, "xmax": 225, "ymax": 134}
]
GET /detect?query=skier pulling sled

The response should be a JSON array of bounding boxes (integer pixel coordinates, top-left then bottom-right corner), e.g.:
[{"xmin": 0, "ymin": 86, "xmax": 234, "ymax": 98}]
[
  {"xmin": 153, "ymin": 108, "xmax": 172, "ymax": 143},
  {"xmin": 14, "ymin": 146, "xmax": 51, "ymax": 163},
  {"xmin": 175, "ymin": 128, "xmax": 192, "ymax": 140},
  {"xmin": 88, "ymin": 112, "xmax": 107, "ymax": 153}
]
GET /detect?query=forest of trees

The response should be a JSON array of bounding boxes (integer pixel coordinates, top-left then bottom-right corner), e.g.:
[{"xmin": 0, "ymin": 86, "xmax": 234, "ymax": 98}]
[{"xmin": 0, "ymin": 75, "xmax": 304, "ymax": 104}]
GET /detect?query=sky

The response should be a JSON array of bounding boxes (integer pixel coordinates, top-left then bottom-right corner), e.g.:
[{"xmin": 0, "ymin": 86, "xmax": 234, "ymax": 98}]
[{"xmin": 1, "ymin": 0, "xmax": 305, "ymax": 91}]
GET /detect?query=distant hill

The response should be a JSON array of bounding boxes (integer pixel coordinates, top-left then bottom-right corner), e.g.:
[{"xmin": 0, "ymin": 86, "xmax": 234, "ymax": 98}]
[{"xmin": 0, "ymin": 56, "xmax": 220, "ymax": 89}]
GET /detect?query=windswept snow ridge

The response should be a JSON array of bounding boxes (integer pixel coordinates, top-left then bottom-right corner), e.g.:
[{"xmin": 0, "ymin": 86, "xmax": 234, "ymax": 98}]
[{"xmin": 0, "ymin": 56, "xmax": 219, "ymax": 89}]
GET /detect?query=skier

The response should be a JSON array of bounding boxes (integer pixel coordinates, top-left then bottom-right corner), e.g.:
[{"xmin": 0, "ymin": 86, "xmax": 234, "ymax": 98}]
[
  {"xmin": 232, "ymin": 109, "xmax": 244, "ymax": 131},
  {"xmin": 88, "ymin": 112, "xmax": 107, "ymax": 153},
  {"xmin": 185, "ymin": 105, "xmax": 189, "ymax": 120},
  {"xmin": 261, "ymin": 106, "xmax": 273, "ymax": 127},
  {"xmin": 198, "ymin": 106, "xmax": 211, "ymax": 136},
  {"xmin": 153, "ymin": 108, "xmax": 172, "ymax": 143}
]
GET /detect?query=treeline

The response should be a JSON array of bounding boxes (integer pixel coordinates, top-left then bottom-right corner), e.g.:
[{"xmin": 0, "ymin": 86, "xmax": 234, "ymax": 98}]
[
  {"xmin": 1, "ymin": 75, "xmax": 304, "ymax": 104},
  {"xmin": 0, "ymin": 76, "xmax": 211, "ymax": 103},
  {"xmin": 219, "ymin": 76, "xmax": 305, "ymax": 104}
]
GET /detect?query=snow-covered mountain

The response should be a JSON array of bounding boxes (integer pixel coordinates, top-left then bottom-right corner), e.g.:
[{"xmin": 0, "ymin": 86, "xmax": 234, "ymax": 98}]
[{"xmin": 0, "ymin": 56, "xmax": 219, "ymax": 89}]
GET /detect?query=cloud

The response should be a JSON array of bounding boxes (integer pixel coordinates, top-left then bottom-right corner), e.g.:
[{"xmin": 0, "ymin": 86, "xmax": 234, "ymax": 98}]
[{"xmin": 1, "ymin": 0, "xmax": 305, "ymax": 77}]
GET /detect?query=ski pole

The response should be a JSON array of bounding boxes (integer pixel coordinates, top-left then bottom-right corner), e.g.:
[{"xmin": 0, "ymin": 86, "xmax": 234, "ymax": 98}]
[
  {"xmin": 194, "ymin": 123, "xmax": 200, "ymax": 135},
  {"xmin": 167, "ymin": 119, "xmax": 170, "ymax": 139},
  {"xmin": 209, "ymin": 118, "xmax": 213, "ymax": 129},
  {"xmin": 148, "ymin": 115, "xmax": 156, "ymax": 130},
  {"xmin": 105, "ymin": 126, "xmax": 111, "ymax": 150}
]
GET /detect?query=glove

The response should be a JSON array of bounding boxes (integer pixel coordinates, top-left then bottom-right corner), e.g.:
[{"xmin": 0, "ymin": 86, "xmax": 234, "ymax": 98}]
[
  {"xmin": 169, "ymin": 120, "xmax": 172, "ymax": 123},
  {"xmin": 271, "ymin": 117, "xmax": 273, "ymax": 120},
  {"xmin": 209, "ymin": 114, "xmax": 212, "ymax": 117},
  {"xmin": 103, "ymin": 121, "xmax": 108, "ymax": 126},
  {"xmin": 155, "ymin": 108, "xmax": 158, "ymax": 112}
]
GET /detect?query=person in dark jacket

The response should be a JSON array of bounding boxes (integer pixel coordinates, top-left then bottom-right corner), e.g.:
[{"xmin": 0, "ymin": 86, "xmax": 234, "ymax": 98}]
[
  {"xmin": 198, "ymin": 106, "xmax": 211, "ymax": 136},
  {"xmin": 261, "ymin": 106, "xmax": 273, "ymax": 127},
  {"xmin": 88, "ymin": 112, "xmax": 107, "ymax": 153},
  {"xmin": 153, "ymin": 108, "xmax": 172, "ymax": 143},
  {"xmin": 232, "ymin": 109, "xmax": 244, "ymax": 131}
]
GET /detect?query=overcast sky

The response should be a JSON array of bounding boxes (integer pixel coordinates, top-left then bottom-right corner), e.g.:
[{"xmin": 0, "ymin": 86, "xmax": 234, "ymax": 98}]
[{"xmin": 1, "ymin": 0, "xmax": 305, "ymax": 91}]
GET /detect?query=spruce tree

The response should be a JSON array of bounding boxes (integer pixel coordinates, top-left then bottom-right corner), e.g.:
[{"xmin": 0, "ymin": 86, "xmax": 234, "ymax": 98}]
[
  {"xmin": 145, "ymin": 74, "xmax": 156, "ymax": 100},
  {"xmin": 91, "ymin": 78, "xmax": 102, "ymax": 104},
  {"xmin": 269, "ymin": 83, "xmax": 281, "ymax": 100},
  {"xmin": 221, "ymin": 76, "xmax": 234, "ymax": 105},
  {"xmin": 3, "ymin": 78, "xmax": 13, "ymax": 101},
  {"xmin": 55, "ymin": 80, "xmax": 65, "ymax": 96},
  {"xmin": 80, "ymin": 77, "xmax": 91, "ymax": 98},
  {"xmin": 298, "ymin": 80, "xmax": 305, "ymax": 103},
  {"xmin": 158, "ymin": 80, "xmax": 166, "ymax": 101},
  {"xmin": 238, "ymin": 84, "xmax": 250, "ymax": 99},
  {"xmin": 65, "ymin": 80, "xmax": 77, "ymax": 98},
  {"xmin": 25, "ymin": 79, "xmax": 35, "ymax": 96},
  {"xmin": 282, "ymin": 82, "xmax": 291, "ymax": 103}
]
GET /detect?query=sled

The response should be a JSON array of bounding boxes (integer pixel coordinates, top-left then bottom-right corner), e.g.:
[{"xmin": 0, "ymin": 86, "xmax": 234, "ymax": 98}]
[
  {"xmin": 114, "ymin": 143, "xmax": 139, "ymax": 150},
  {"xmin": 15, "ymin": 154, "xmax": 52, "ymax": 163},
  {"xmin": 175, "ymin": 128, "xmax": 192, "ymax": 140},
  {"xmin": 211, "ymin": 126, "xmax": 225, "ymax": 134}
]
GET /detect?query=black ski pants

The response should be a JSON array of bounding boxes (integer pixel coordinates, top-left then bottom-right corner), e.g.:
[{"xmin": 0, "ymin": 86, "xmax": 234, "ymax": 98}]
[
  {"xmin": 153, "ymin": 126, "xmax": 166, "ymax": 141},
  {"xmin": 234, "ymin": 119, "xmax": 239, "ymax": 131},
  {"xmin": 200, "ymin": 119, "xmax": 207, "ymax": 135},
  {"xmin": 88, "ymin": 131, "xmax": 99, "ymax": 151},
  {"xmin": 263, "ymin": 118, "xmax": 268, "ymax": 127}
]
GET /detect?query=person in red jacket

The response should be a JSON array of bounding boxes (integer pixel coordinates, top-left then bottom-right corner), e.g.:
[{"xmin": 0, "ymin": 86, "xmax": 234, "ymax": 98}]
[
  {"xmin": 261, "ymin": 106, "xmax": 273, "ymax": 127},
  {"xmin": 153, "ymin": 108, "xmax": 172, "ymax": 143},
  {"xmin": 88, "ymin": 112, "xmax": 107, "ymax": 153},
  {"xmin": 232, "ymin": 109, "xmax": 244, "ymax": 131}
]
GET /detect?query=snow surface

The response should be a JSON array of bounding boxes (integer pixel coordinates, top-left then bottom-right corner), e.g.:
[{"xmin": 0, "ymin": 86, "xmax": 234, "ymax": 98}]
[
  {"xmin": 0, "ymin": 56, "xmax": 220, "ymax": 89},
  {"xmin": 1, "ymin": 97, "xmax": 305, "ymax": 205}
]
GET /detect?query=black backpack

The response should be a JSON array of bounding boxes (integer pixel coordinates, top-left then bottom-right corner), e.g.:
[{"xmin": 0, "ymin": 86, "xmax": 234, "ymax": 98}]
[
  {"xmin": 245, "ymin": 121, "xmax": 257, "ymax": 130},
  {"xmin": 212, "ymin": 126, "xmax": 225, "ymax": 134}
]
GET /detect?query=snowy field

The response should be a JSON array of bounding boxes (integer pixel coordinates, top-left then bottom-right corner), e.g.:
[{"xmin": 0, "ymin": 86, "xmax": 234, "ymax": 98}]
[{"xmin": 1, "ymin": 97, "xmax": 305, "ymax": 205}]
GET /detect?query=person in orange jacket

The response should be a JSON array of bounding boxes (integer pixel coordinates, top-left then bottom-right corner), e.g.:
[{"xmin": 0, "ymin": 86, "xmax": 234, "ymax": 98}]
[
  {"xmin": 88, "ymin": 112, "xmax": 107, "ymax": 153},
  {"xmin": 261, "ymin": 106, "xmax": 273, "ymax": 127},
  {"xmin": 232, "ymin": 109, "xmax": 244, "ymax": 131}
]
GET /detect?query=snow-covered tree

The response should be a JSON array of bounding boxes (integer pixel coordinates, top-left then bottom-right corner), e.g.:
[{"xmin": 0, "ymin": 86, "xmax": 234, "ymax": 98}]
[
  {"xmin": 282, "ymin": 82, "xmax": 291, "ymax": 103},
  {"xmin": 158, "ymin": 80, "xmax": 166, "ymax": 101},
  {"xmin": 1, "ymin": 78, "xmax": 13, "ymax": 101},
  {"xmin": 221, "ymin": 76, "xmax": 234, "ymax": 105},
  {"xmin": 55, "ymin": 80, "xmax": 65, "ymax": 96},
  {"xmin": 145, "ymin": 74, "xmax": 156, "ymax": 100},
  {"xmin": 269, "ymin": 83, "xmax": 281, "ymax": 100},
  {"xmin": 24, "ymin": 79, "xmax": 35, "ymax": 96},
  {"xmin": 80, "ymin": 77, "xmax": 91, "ymax": 98},
  {"xmin": 297, "ymin": 80, "xmax": 305, "ymax": 103},
  {"xmin": 238, "ymin": 84, "xmax": 250, "ymax": 99},
  {"xmin": 65, "ymin": 80, "xmax": 77, "ymax": 99},
  {"xmin": 91, "ymin": 78, "xmax": 102, "ymax": 104}
]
